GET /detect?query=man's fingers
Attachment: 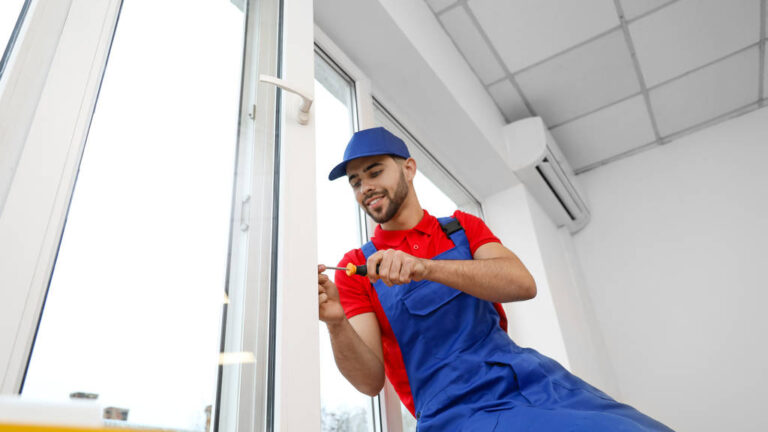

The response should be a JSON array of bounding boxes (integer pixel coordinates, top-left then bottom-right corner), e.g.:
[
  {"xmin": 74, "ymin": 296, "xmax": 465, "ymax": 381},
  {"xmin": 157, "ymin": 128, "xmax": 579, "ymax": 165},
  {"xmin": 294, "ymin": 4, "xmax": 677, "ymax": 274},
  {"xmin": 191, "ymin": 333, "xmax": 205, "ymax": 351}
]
[
  {"xmin": 366, "ymin": 249, "xmax": 422, "ymax": 285},
  {"xmin": 318, "ymin": 293, "xmax": 328, "ymax": 304},
  {"xmin": 387, "ymin": 259, "xmax": 403, "ymax": 286},
  {"xmin": 379, "ymin": 250, "xmax": 398, "ymax": 285},
  {"xmin": 399, "ymin": 261, "xmax": 411, "ymax": 285},
  {"xmin": 318, "ymin": 264, "xmax": 326, "ymax": 274},
  {"xmin": 367, "ymin": 252, "xmax": 384, "ymax": 283},
  {"xmin": 318, "ymin": 284, "xmax": 326, "ymax": 294}
]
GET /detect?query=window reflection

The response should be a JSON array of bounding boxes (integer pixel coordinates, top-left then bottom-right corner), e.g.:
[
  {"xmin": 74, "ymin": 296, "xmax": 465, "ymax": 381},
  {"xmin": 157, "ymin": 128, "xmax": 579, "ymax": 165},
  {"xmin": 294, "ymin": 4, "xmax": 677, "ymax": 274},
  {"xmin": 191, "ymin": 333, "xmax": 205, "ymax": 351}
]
[{"xmin": 21, "ymin": 2, "xmax": 245, "ymax": 430}]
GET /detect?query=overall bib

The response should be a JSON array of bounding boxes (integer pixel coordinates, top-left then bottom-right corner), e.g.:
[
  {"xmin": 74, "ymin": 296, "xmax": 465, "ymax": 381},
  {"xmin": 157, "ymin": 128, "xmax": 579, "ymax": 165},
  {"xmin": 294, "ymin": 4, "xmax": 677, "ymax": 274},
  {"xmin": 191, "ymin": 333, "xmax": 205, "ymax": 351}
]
[{"xmin": 361, "ymin": 217, "xmax": 673, "ymax": 432}]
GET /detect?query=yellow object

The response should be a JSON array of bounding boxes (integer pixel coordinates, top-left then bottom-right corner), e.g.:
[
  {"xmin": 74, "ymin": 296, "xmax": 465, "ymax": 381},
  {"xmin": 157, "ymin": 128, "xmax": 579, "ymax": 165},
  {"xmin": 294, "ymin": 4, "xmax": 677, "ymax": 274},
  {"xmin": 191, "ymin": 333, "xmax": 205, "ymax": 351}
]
[
  {"xmin": 0, "ymin": 424, "xmax": 160, "ymax": 432},
  {"xmin": 345, "ymin": 262, "xmax": 357, "ymax": 276}
]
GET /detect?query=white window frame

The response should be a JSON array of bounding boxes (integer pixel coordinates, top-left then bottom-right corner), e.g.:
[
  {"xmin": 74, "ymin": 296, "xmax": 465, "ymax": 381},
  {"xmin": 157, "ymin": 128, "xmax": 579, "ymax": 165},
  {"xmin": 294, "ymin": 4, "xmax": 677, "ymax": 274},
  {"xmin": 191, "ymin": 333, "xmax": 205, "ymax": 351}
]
[
  {"xmin": 0, "ymin": 0, "xmax": 481, "ymax": 429},
  {"xmin": 0, "ymin": 0, "xmax": 123, "ymax": 395},
  {"xmin": 0, "ymin": 0, "xmax": 320, "ymax": 430}
]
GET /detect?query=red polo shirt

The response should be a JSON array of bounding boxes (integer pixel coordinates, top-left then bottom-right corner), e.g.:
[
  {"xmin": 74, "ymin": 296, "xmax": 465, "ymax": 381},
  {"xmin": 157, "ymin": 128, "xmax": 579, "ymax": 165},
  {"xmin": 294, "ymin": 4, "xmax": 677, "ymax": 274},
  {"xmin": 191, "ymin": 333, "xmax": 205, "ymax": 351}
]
[{"xmin": 334, "ymin": 209, "xmax": 509, "ymax": 415}]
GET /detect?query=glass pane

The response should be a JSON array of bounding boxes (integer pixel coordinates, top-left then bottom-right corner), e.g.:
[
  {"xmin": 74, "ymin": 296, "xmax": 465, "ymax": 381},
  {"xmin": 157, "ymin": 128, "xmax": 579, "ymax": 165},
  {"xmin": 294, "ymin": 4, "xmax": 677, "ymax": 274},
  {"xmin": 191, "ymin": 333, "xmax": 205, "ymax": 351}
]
[
  {"xmin": 314, "ymin": 51, "xmax": 375, "ymax": 432},
  {"xmin": 413, "ymin": 170, "xmax": 458, "ymax": 218},
  {"xmin": 21, "ymin": 1, "xmax": 245, "ymax": 431},
  {"xmin": 0, "ymin": 0, "xmax": 27, "ymax": 80}
]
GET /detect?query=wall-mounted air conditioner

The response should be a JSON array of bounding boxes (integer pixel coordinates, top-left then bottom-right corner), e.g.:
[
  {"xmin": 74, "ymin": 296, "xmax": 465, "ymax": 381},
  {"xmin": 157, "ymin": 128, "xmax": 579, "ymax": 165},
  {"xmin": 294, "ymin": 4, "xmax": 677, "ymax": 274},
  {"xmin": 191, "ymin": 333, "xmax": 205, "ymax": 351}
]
[{"xmin": 503, "ymin": 117, "xmax": 590, "ymax": 233}]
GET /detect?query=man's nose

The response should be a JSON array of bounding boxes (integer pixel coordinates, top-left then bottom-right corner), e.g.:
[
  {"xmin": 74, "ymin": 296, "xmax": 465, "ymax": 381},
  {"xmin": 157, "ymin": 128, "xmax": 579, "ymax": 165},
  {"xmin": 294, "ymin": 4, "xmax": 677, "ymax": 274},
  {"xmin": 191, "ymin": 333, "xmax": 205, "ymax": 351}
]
[{"xmin": 361, "ymin": 180, "xmax": 375, "ymax": 195}]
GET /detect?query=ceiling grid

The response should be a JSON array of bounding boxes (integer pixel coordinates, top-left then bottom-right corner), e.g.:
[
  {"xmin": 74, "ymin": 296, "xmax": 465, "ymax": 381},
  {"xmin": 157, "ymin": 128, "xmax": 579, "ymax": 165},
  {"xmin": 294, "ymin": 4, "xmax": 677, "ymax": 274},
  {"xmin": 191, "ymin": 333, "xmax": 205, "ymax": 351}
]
[
  {"xmin": 612, "ymin": 0, "xmax": 662, "ymax": 146},
  {"xmin": 646, "ymin": 42, "xmax": 761, "ymax": 92},
  {"xmin": 425, "ymin": 0, "xmax": 767, "ymax": 174},
  {"xmin": 459, "ymin": 0, "xmax": 538, "ymax": 117}
]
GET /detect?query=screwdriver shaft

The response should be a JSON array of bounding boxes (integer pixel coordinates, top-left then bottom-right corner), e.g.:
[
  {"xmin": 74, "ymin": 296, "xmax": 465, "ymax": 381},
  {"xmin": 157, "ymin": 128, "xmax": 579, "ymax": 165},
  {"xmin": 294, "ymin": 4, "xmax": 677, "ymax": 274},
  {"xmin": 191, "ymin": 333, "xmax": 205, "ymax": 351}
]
[{"xmin": 323, "ymin": 263, "xmax": 378, "ymax": 277}]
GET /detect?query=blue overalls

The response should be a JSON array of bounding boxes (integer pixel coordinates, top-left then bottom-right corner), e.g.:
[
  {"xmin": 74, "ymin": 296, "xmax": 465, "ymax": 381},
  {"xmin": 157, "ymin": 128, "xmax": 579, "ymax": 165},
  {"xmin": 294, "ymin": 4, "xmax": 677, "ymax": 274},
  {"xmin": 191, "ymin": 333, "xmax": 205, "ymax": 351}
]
[{"xmin": 361, "ymin": 217, "xmax": 674, "ymax": 432}]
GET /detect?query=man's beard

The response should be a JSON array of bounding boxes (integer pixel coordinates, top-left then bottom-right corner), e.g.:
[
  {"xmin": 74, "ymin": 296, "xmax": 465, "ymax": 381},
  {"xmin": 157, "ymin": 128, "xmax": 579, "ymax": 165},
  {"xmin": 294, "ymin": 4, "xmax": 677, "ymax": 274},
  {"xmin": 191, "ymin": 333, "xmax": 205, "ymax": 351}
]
[{"xmin": 364, "ymin": 171, "xmax": 409, "ymax": 223}]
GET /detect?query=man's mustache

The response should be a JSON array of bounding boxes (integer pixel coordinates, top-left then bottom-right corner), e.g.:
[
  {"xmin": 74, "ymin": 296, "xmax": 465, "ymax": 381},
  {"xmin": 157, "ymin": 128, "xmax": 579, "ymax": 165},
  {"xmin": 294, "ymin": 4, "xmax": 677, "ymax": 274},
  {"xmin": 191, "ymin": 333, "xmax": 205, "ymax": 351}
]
[{"xmin": 363, "ymin": 191, "xmax": 387, "ymax": 203}]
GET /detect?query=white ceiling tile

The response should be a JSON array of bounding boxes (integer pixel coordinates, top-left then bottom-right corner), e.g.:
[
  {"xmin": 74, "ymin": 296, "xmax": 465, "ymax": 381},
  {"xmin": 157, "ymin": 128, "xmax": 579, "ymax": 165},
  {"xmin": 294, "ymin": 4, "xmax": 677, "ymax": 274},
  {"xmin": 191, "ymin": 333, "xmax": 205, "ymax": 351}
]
[
  {"xmin": 468, "ymin": 0, "xmax": 620, "ymax": 72},
  {"xmin": 487, "ymin": 79, "xmax": 530, "ymax": 122},
  {"xmin": 439, "ymin": 6, "xmax": 506, "ymax": 85},
  {"xmin": 619, "ymin": 0, "xmax": 674, "ymax": 20},
  {"xmin": 516, "ymin": 30, "xmax": 640, "ymax": 126},
  {"xmin": 550, "ymin": 95, "xmax": 656, "ymax": 170},
  {"xmin": 630, "ymin": 0, "xmax": 761, "ymax": 87},
  {"xmin": 426, "ymin": 0, "xmax": 458, "ymax": 14},
  {"xmin": 650, "ymin": 47, "xmax": 760, "ymax": 136}
]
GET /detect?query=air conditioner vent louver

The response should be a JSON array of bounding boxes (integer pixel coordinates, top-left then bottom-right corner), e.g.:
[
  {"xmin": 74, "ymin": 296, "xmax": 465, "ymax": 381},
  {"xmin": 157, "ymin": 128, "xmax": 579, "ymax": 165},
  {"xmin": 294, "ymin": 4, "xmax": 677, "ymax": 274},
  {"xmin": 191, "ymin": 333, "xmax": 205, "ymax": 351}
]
[{"xmin": 504, "ymin": 118, "xmax": 590, "ymax": 233}]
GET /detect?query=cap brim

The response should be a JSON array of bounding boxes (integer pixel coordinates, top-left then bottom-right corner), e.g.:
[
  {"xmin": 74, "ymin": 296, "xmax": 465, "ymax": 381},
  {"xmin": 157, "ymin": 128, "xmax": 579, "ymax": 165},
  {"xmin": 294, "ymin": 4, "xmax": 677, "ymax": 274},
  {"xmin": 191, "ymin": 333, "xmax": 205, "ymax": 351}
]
[
  {"xmin": 328, "ymin": 150, "xmax": 410, "ymax": 181},
  {"xmin": 328, "ymin": 161, "xmax": 349, "ymax": 181}
]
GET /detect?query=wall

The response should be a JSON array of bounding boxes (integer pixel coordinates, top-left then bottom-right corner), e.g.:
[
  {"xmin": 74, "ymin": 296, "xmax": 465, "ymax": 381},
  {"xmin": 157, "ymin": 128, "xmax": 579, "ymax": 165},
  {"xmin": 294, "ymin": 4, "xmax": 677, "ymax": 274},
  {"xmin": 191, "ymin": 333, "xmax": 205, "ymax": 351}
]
[
  {"xmin": 573, "ymin": 106, "xmax": 768, "ymax": 431},
  {"xmin": 483, "ymin": 184, "xmax": 570, "ymax": 368},
  {"xmin": 483, "ymin": 184, "xmax": 620, "ymax": 398}
]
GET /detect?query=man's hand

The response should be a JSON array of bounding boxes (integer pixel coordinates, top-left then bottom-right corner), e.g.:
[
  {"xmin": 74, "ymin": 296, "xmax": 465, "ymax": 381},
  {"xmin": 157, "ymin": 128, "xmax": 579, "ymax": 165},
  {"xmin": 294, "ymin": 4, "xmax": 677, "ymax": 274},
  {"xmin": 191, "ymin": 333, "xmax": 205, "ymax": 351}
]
[
  {"xmin": 317, "ymin": 264, "xmax": 386, "ymax": 396},
  {"xmin": 318, "ymin": 264, "xmax": 346, "ymax": 325},
  {"xmin": 366, "ymin": 249, "xmax": 429, "ymax": 286}
]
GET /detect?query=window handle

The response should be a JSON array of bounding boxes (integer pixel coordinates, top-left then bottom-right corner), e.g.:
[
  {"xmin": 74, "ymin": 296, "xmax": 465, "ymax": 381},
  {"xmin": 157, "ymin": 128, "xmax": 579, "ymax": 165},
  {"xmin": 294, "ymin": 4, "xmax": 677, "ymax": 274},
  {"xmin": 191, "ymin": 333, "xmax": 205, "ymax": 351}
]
[{"xmin": 259, "ymin": 74, "xmax": 313, "ymax": 125}]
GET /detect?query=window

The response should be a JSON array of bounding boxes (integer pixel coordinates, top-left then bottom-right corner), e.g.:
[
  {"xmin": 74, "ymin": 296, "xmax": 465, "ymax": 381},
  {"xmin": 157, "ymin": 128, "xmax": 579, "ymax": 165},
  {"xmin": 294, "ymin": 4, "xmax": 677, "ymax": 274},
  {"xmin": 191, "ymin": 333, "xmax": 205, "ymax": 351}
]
[
  {"xmin": 314, "ymin": 48, "xmax": 377, "ymax": 432},
  {"xmin": 21, "ymin": 2, "xmax": 246, "ymax": 430}
]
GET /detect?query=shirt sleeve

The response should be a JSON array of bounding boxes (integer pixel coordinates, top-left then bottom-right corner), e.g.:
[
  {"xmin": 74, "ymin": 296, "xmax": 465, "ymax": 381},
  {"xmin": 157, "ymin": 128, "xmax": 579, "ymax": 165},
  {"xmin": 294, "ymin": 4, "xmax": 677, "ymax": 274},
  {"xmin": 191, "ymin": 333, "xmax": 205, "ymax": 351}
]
[
  {"xmin": 453, "ymin": 210, "xmax": 501, "ymax": 255},
  {"xmin": 334, "ymin": 249, "xmax": 374, "ymax": 319}
]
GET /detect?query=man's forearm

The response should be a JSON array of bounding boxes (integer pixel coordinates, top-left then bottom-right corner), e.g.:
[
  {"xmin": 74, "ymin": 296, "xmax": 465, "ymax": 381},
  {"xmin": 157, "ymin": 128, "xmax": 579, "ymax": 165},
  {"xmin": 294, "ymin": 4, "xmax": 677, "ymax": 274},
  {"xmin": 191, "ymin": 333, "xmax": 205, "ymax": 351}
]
[
  {"xmin": 326, "ymin": 318, "xmax": 385, "ymax": 396},
  {"xmin": 423, "ymin": 257, "xmax": 536, "ymax": 303}
]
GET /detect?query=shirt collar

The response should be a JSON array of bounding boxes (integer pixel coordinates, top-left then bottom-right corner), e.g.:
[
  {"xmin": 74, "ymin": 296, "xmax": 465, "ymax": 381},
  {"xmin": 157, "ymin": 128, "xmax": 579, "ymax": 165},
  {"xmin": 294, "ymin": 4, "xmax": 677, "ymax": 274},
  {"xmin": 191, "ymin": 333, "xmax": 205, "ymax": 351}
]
[{"xmin": 372, "ymin": 209, "xmax": 436, "ymax": 247}]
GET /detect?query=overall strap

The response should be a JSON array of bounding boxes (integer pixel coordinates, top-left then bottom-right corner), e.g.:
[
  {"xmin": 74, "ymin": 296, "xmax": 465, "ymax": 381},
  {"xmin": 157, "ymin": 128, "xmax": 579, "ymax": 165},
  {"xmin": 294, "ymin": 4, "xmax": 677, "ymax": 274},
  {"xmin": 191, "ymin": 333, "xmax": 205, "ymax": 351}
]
[
  {"xmin": 361, "ymin": 241, "xmax": 378, "ymax": 260},
  {"xmin": 437, "ymin": 216, "xmax": 470, "ymax": 250}
]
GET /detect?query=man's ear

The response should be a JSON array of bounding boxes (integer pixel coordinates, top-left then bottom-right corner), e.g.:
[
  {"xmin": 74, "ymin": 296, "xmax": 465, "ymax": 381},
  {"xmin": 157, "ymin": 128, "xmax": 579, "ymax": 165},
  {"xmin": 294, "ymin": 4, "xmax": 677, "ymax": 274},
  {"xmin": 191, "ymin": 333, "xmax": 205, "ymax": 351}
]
[{"xmin": 403, "ymin": 157, "xmax": 417, "ymax": 181}]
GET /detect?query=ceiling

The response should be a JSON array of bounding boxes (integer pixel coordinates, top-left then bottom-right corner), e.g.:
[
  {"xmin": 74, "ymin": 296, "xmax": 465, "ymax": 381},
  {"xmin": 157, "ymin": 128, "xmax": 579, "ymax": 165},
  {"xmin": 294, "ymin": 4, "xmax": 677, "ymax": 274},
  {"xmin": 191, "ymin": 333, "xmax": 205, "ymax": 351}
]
[{"xmin": 425, "ymin": 0, "xmax": 768, "ymax": 173}]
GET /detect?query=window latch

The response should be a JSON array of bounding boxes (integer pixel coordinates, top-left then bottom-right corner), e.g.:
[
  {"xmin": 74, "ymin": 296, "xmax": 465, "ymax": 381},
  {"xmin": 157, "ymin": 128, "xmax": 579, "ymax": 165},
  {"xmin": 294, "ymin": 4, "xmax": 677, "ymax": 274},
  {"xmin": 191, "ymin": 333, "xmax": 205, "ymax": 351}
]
[{"xmin": 259, "ymin": 74, "xmax": 313, "ymax": 125}]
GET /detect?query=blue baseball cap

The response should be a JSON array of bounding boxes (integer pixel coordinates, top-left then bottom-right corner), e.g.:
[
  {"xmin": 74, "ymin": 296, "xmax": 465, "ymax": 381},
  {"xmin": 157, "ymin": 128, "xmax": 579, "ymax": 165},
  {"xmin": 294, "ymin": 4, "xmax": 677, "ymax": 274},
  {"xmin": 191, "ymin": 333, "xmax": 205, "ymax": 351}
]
[{"xmin": 328, "ymin": 127, "xmax": 411, "ymax": 180}]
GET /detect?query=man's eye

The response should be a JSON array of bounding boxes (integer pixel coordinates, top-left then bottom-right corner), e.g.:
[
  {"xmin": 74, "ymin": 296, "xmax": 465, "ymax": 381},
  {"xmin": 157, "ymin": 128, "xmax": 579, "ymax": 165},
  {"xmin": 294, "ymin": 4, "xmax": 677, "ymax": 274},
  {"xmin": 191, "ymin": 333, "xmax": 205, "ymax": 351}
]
[
  {"xmin": 370, "ymin": 170, "xmax": 382, "ymax": 178},
  {"xmin": 352, "ymin": 181, "xmax": 361, "ymax": 188}
]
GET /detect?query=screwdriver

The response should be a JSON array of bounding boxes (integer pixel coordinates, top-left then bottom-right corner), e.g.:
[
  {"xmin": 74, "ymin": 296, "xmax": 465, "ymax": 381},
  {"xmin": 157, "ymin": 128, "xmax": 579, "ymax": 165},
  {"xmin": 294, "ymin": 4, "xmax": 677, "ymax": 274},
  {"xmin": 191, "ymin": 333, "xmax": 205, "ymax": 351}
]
[{"xmin": 324, "ymin": 263, "xmax": 380, "ymax": 277}]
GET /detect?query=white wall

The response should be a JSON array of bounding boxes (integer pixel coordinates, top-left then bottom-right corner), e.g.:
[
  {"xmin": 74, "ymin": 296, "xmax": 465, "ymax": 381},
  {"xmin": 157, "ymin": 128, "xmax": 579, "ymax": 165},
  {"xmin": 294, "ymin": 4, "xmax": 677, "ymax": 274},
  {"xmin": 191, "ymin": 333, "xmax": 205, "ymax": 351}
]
[
  {"xmin": 481, "ymin": 186, "xmax": 571, "ymax": 366},
  {"xmin": 483, "ymin": 184, "xmax": 620, "ymax": 398},
  {"xmin": 573, "ymin": 106, "xmax": 768, "ymax": 431}
]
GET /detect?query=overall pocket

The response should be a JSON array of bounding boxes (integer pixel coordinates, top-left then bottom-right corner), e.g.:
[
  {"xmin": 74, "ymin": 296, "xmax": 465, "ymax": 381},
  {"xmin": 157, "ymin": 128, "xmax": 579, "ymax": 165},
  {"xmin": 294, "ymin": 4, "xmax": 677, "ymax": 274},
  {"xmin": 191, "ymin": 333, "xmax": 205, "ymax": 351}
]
[{"xmin": 401, "ymin": 280, "xmax": 463, "ymax": 316}]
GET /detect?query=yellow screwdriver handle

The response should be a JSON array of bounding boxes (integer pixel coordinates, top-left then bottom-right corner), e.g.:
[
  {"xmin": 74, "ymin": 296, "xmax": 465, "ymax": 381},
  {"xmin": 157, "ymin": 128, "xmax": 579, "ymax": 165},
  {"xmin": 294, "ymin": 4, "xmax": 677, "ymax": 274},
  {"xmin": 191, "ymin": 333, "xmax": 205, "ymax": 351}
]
[
  {"xmin": 345, "ymin": 262, "xmax": 358, "ymax": 276},
  {"xmin": 346, "ymin": 263, "xmax": 379, "ymax": 277}
]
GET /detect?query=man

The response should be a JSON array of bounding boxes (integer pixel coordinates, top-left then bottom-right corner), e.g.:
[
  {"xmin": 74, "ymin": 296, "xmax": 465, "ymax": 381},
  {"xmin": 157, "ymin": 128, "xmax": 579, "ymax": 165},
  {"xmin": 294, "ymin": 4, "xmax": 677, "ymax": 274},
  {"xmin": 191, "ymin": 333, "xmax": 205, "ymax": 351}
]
[{"xmin": 317, "ymin": 127, "xmax": 672, "ymax": 431}]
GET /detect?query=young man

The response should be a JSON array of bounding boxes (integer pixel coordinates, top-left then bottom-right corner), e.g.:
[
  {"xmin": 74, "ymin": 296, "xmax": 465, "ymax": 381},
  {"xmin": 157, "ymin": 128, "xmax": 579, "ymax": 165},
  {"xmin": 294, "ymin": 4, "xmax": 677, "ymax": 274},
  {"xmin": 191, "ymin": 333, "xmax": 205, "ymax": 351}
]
[{"xmin": 317, "ymin": 127, "xmax": 672, "ymax": 431}]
